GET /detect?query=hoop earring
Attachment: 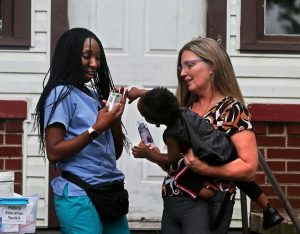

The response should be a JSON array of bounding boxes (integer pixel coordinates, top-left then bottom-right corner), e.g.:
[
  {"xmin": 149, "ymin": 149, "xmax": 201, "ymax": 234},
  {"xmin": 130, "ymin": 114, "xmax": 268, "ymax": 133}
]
[{"xmin": 211, "ymin": 74, "xmax": 215, "ymax": 90}]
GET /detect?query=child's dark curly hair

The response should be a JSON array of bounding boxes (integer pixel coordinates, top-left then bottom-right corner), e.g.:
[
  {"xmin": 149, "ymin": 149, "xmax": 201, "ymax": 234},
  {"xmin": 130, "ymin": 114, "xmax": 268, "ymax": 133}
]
[{"xmin": 138, "ymin": 87, "xmax": 181, "ymax": 126}]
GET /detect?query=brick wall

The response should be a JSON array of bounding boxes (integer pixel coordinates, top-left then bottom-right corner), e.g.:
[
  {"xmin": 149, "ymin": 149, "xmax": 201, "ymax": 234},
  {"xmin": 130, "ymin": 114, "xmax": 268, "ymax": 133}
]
[
  {"xmin": 248, "ymin": 104, "xmax": 300, "ymax": 210},
  {"xmin": 0, "ymin": 100, "xmax": 27, "ymax": 194}
]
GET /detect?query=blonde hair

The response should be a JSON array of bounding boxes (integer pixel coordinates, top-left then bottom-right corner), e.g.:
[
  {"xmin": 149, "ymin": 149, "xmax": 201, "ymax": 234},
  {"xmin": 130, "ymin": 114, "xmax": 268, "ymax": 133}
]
[{"xmin": 176, "ymin": 37, "xmax": 244, "ymax": 106}]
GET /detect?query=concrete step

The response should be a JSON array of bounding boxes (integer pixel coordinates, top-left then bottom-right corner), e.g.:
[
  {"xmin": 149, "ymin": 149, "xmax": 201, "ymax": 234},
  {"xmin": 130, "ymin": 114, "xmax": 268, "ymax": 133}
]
[{"xmin": 250, "ymin": 210, "xmax": 299, "ymax": 234}]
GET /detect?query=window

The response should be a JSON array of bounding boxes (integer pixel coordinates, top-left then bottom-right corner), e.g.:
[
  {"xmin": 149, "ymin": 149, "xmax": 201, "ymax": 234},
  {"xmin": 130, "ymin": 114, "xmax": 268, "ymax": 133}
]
[
  {"xmin": 266, "ymin": 0, "xmax": 300, "ymax": 35},
  {"xmin": 0, "ymin": 0, "xmax": 31, "ymax": 48},
  {"xmin": 240, "ymin": 0, "xmax": 300, "ymax": 53}
]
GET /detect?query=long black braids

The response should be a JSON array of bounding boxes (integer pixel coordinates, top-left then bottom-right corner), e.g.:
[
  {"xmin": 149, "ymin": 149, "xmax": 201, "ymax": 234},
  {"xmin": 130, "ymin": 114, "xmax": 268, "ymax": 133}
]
[{"xmin": 33, "ymin": 28, "xmax": 130, "ymax": 156}]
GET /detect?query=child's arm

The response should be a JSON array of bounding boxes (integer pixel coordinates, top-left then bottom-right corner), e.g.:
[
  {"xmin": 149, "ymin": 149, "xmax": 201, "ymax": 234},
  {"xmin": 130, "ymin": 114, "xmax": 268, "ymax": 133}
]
[
  {"xmin": 165, "ymin": 138, "xmax": 184, "ymax": 162},
  {"xmin": 125, "ymin": 87, "xmax": 149, "ymax": 104},
  {"xmin": 131, "ymin": 138, "xmax": 182, "ymax": 171},
  {"xmin": 132, "ymin": 141, "xmax": 170, "ymax": 171}
]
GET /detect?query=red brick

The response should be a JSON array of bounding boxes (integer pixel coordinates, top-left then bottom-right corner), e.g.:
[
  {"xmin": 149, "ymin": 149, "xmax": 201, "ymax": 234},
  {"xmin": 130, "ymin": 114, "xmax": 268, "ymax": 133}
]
[
  {"xmin": 0, "ymin": 122, "xmax": 4, "ymax": 131},
  {"xmin": 287, "ymin": 123, "xmax": 300, "ymax": 135},
  {"xmin": 0, "ymin": 146, "xmax": 22, "ymax": 157},
  {"xmin": 254, "ymin": 173, "xmax": 266, "ymax": 184},
  {"xmin": 5, "ymin": 159, "xmax": 22, "ymax": 170},
  {"xmin": 287, "ymin": 161, "xmax": 300, "ymax": 171},
  {"xmin": 289, "ymin": 199, "xmax": 300, "ymax": 209},
  {"xmin": 257, "ymin": 164, "xmax": 263, "ymax": 172},
  {"xmin": 268, "ymin": 123, "xmax": 284, "ymax": 134},
  {"xmin": 5, "ymin": 121, "xmax": 23, "ymax": 133},
  {"xmin": 287, "ymin": 186, "xmax": 300, "ymax": 196},
  {"xmin": 0, "ymin": 100, "xmax": 27, "ymax": 119},
  {"xmin": 273, "ymin": 173, "xmax": 300, "ymax": 184},
  {"xmin": 249, "ymin": 104, "xmax": 300, "ymax": 122},
  {"xmin": 268, "ymin": 148, "xmax": 300, "ymax": 159},
  {"xmin": 259, "ymin": 185, "xmax": 278, "ymax": 196},
  {"xmin": 5, "ymin": 134, "xmax": 22, "ymax": 145},
  {"xmin": 253, "ymin": 122, "xmax": 267, "ymax": 135},
  {"xmin": 266, "ymin": 161, "xmax": 286, "ymax": 171},
  {"xmin": 0, "ymin": 159, "xmax": 3, "ymax": 169},
  {"xmin": 288, "ymin": 136, "xmax": 300, "ymax": 147},
  {"xmin": 256, "ymin": 136, "xmax": 286, "ymax": 147},
  {"xmin": 0, "ymin": 134, "xmax": 3, "ymax": 144}
]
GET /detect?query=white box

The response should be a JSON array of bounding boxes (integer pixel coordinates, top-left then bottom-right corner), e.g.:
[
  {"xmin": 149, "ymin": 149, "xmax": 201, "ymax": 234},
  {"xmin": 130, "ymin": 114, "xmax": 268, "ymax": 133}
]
[
  {"xmin": 0, "ymin": 171, "xmax": 14, "ymax": 197},
  {"xmin": 0, "ymin": 194, "xmax": 39, "ymax": 233}
]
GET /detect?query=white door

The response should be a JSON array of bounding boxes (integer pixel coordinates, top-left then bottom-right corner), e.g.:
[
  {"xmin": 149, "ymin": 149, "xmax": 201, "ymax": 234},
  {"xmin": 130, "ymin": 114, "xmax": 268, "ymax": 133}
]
[{"xmin": 68, "ymin": 0, "xmax": 206, "ymax": 223}]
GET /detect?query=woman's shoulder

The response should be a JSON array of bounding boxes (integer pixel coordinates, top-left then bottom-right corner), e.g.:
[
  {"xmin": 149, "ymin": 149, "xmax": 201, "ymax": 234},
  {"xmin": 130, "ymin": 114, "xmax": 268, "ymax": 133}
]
[
  {"xmin": 49, "ymin": 85, "xmax": 74, "ymax": 94},
  {"xmin": 207, "ymin": 96, "xmax": 253, "ymax": 135},
  {"xmin": 218, "ymin": 96, "xmax": 250, "ymax": 116},
  {"xmin": 46, "ymin": 85, "xmax": 75, "ymax": 103}
]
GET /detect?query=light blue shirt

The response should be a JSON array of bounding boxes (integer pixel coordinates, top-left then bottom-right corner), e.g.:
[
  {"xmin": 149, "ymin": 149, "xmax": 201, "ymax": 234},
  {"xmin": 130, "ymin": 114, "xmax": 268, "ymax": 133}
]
[{"xmin": 44, "ymin": 85, "xmax": 125, "ymax": 196}]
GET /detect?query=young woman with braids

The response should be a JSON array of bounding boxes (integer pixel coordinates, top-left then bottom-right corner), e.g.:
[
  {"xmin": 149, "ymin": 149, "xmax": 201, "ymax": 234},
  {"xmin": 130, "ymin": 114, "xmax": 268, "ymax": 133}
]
[{"xmin": 34, "ymin": 28, "xmax": 130, "ymax": 234}]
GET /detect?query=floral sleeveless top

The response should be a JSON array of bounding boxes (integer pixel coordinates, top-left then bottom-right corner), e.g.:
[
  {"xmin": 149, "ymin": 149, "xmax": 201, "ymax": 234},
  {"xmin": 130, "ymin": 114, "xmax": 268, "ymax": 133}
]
[{"xmin": 162, "ymin": 96, "xmax": 254, "ymax": 198}]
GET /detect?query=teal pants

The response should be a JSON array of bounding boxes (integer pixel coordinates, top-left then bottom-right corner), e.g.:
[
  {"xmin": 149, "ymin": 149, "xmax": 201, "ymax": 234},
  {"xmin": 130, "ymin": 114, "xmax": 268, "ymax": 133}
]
[{"xmin": 54, "ymin": 185, "xmax": 130, "ymax": 234}]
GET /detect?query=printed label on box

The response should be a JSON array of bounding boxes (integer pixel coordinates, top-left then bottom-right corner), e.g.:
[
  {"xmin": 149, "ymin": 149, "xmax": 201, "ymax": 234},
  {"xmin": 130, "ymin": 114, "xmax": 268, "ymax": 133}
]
[{"xmin": 2, "ymin": 205, "xmax": 26, "ymax": 224}]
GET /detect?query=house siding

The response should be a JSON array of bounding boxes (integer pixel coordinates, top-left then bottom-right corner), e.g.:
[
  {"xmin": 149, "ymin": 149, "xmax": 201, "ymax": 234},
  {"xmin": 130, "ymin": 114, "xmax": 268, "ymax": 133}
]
[
  {"xmin": 228, "ymin": 0, "xmax": 300, "ymax": 104},
  {"xmin": 0, "ymin": 0, "xmax": 51, "ymax": 227},
  {"xmin": 0, "ymin": 0, "xmax": 299, "ymax": 229},
  {"xmin": 229, "ymin": 0, "xmax": 300, "ymax": 223}
]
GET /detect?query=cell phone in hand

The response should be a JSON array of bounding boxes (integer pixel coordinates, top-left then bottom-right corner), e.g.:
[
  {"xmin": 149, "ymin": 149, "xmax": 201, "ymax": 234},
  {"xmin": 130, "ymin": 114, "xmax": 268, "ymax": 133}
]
[{"xmin": 107, "ymin": 92, "xmax": 122, "ymax": 111}]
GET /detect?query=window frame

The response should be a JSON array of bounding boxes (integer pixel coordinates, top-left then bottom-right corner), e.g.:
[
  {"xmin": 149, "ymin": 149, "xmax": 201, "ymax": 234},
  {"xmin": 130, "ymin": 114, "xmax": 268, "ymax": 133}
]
[
  {"xmin": 0, "ymin": 0, "xmax": 31, "ymax": 48},
  {"xmin": 206, "ymin": 0, "xmax": 227, "ymax": 49},
  {"xmin": 240, "ymin": 0, "xmax": 300, "ymax": 53}
]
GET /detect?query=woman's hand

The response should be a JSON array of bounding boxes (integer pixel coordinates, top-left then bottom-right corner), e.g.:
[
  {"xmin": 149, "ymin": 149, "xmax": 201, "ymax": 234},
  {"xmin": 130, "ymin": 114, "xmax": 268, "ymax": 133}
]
[
  {"xmin": 102, "ymin": 87, "xmax": 127, "ymax": 158},
  {"xmin": 94, "ymin": 87, "xmax": 127, "ymax": 133},
  {"xmin": 183, "ymin": 149, "xmax": 209, "ymax": 174}
]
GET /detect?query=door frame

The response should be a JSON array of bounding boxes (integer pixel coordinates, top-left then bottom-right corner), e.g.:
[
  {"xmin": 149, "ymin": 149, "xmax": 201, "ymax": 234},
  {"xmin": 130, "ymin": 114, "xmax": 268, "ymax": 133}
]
[{"xmin": 48, "ymin": 0, "xmax": 68, "ymax": 228}]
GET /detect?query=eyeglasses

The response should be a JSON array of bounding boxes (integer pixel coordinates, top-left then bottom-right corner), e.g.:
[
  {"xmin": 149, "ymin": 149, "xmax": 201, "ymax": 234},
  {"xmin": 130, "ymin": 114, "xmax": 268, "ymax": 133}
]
[{"xmin": 177, "ymin": 58, "xmax": 205, "ymax": 72}]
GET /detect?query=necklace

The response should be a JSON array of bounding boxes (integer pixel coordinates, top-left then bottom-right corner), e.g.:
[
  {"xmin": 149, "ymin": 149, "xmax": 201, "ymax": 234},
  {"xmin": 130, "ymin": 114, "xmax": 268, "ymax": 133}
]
[
  {"xmin": 193, "ymin": 92, "xmax": 214, "ymax": 116},
  {"xmin": 203, "ymin": 92, "xmax": 214, "ymax": 116}
]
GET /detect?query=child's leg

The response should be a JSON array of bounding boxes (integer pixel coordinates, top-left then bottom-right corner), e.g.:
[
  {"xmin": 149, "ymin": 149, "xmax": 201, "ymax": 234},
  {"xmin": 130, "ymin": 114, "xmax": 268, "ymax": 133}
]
[
  {"xmin": 235, "ymin": 181, "xmax": 266, "ymax": 208},
  {"xmin": 174, "ymin": 167, "xmax": 208, "ymax": 199},
  {"xmin": 198, "ymin": 187, "xmax": 215, "ymax": 199},
  {"xmin": 236, "ymin": 181, "xmax": 284, "ymax": 229},
  {"xmin": 255, "ymin": 193, "xmax": 270, "ymax": 211}
]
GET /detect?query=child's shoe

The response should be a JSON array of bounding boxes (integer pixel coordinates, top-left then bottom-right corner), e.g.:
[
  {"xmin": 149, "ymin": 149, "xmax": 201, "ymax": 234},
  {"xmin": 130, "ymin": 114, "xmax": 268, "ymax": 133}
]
[
  {"xmin": 263, "ymin": 204, "xmax": 284, "ymax": 229},
  {"xmin": 208, "ymin": 190, "xmax": 231, "ymax": 229}
]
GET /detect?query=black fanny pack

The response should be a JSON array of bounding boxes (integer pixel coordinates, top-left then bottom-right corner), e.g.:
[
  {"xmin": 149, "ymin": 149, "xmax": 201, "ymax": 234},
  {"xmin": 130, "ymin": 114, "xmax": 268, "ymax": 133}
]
[{"xmin": 62, "ymin": 171, "xmax": 129, "ymax": 222}]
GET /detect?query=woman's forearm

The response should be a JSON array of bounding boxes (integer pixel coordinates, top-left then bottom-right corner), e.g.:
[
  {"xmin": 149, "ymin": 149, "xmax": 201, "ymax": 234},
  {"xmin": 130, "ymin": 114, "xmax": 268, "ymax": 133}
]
[{"xmin": 184, "ymin": 130, "xmax": 258, "ymax": 181}]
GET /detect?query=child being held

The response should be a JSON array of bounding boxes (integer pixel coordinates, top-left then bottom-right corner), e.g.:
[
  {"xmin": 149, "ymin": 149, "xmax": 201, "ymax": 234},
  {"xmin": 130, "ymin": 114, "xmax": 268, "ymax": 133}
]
[{"xmin": 134, "ymin": 86, "xmax": 283, "ymax": 230}]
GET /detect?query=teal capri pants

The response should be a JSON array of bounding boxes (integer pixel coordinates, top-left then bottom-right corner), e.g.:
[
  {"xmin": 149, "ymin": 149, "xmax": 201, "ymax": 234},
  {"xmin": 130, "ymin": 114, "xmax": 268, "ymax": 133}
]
[{"xmin": 54, "ymin": 185, "xmax": 130, "ymax": 234}]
